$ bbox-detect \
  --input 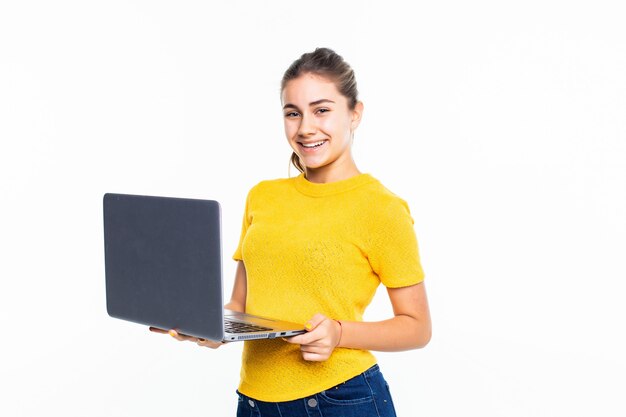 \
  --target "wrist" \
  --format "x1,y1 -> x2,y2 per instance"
334,319 -> 343,348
